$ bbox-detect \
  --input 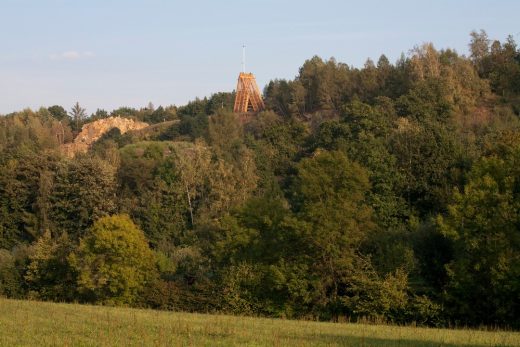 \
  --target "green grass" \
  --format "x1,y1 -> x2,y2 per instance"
0,298 -> 518,346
